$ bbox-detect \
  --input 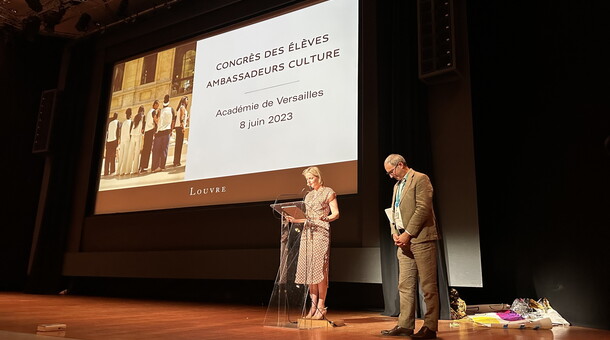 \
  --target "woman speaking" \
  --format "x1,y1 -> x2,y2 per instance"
285,166 -> 339,320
